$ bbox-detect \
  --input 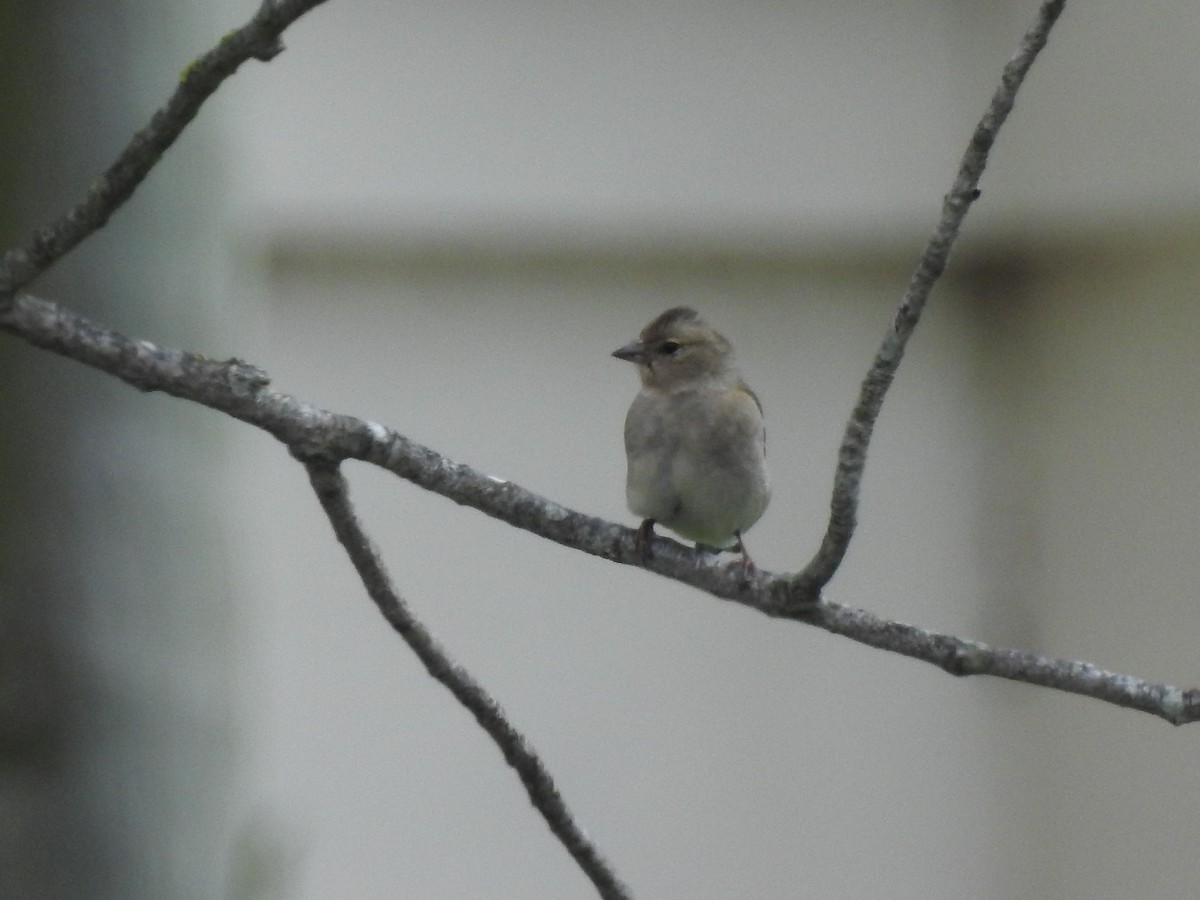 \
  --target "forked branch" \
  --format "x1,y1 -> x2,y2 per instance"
793,0 -> 1068,597
2,1 -> 1196,897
